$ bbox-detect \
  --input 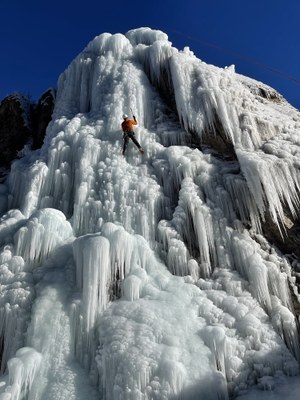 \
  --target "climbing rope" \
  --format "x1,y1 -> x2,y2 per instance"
167,28 -> 300,85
